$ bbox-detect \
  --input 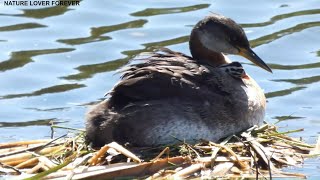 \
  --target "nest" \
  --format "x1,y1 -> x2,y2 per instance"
0,123 -> 319,179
